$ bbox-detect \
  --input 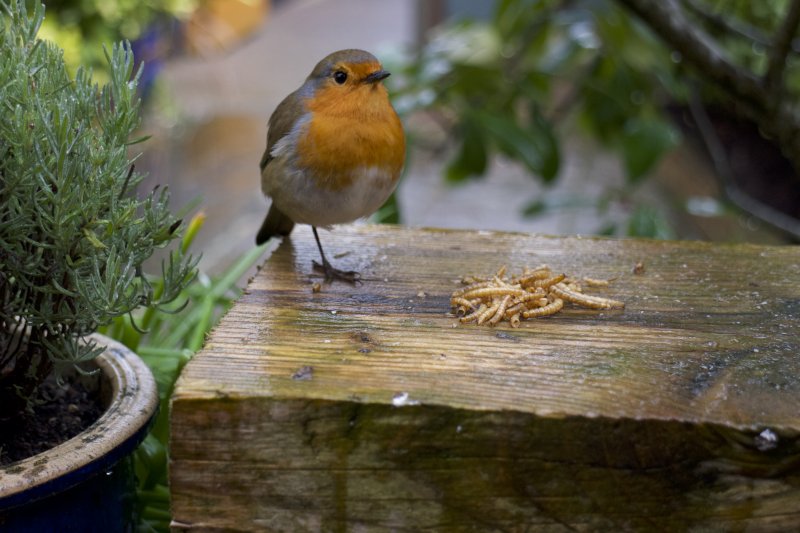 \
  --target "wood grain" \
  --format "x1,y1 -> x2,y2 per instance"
171,225 -> 800,531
